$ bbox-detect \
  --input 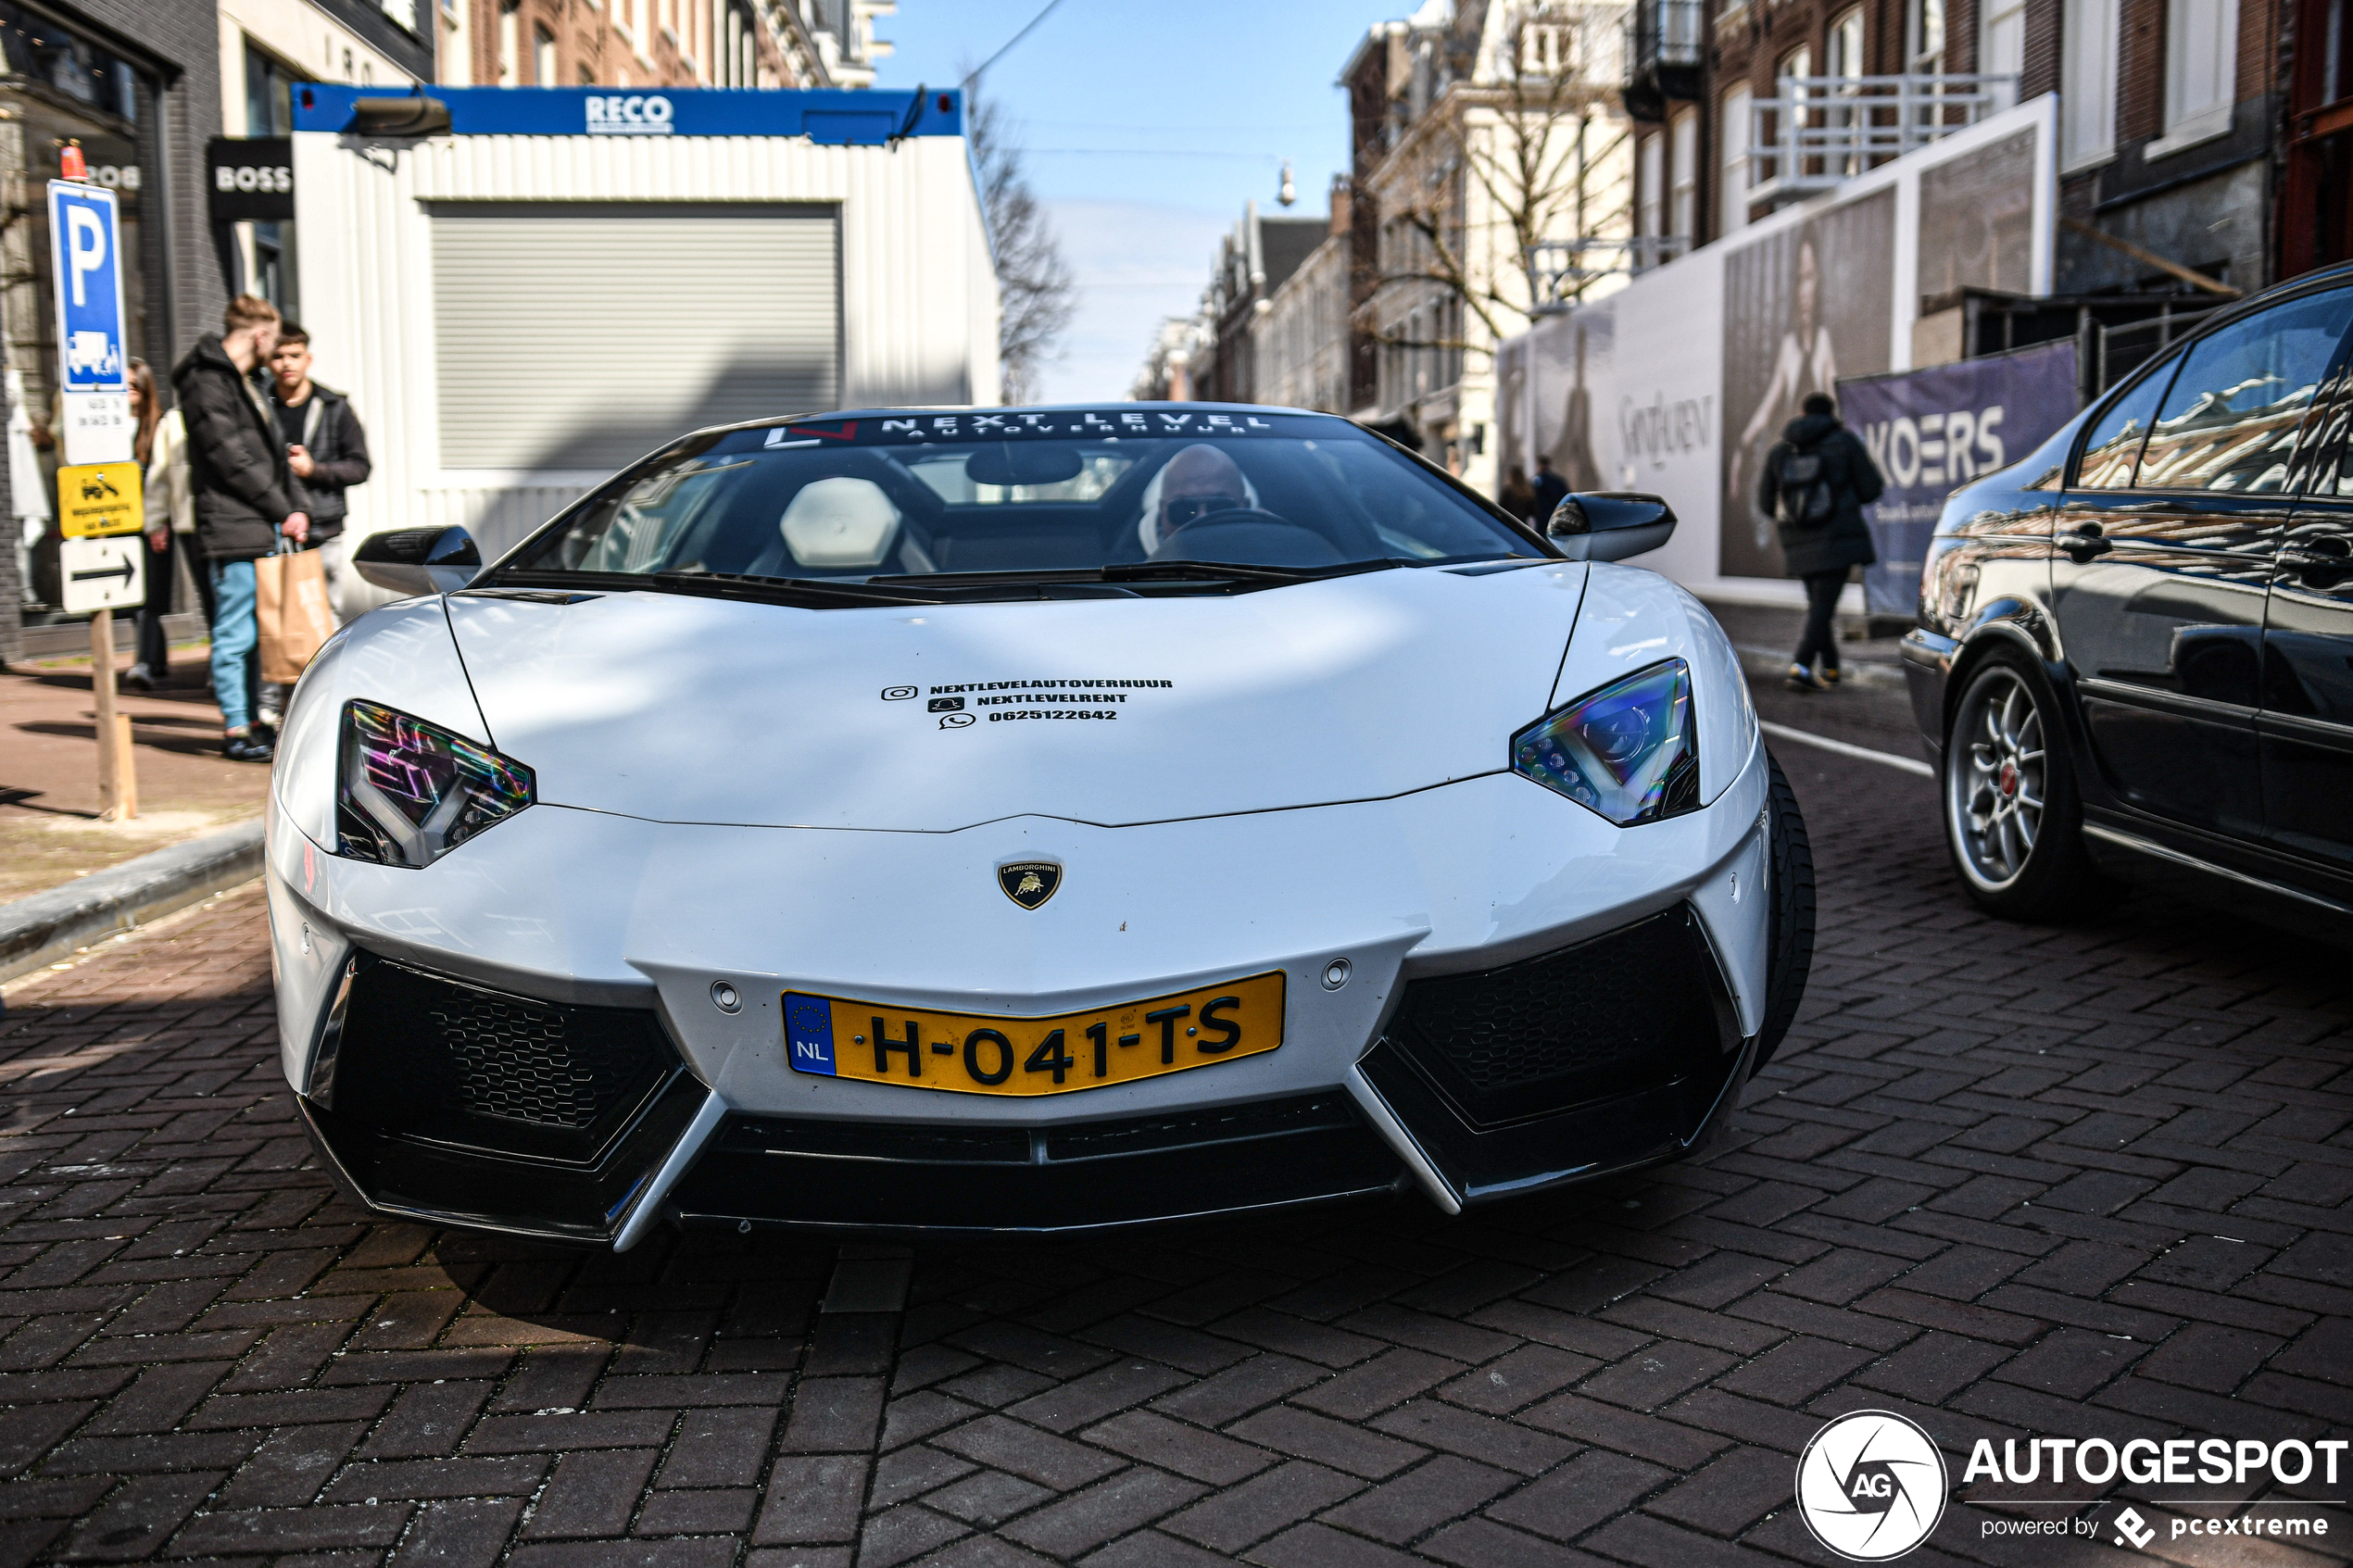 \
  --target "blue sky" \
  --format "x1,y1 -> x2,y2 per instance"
874,1 -> 1403,403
